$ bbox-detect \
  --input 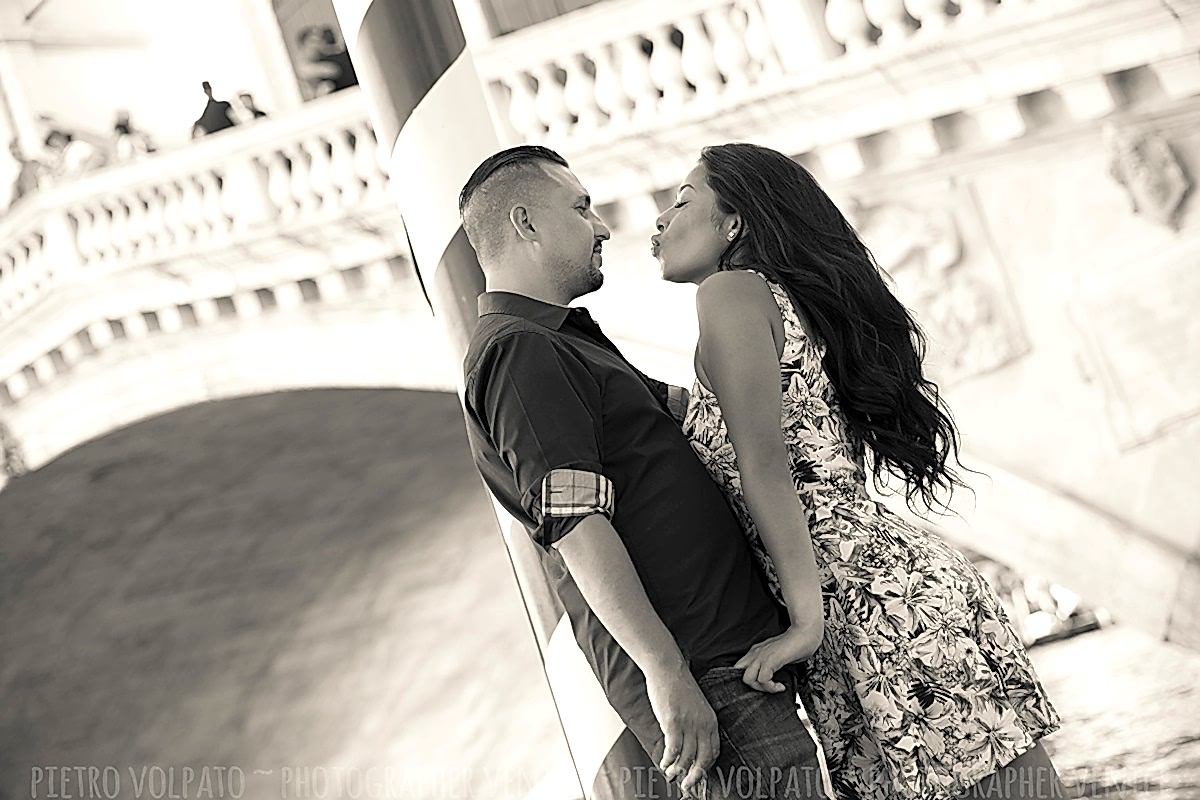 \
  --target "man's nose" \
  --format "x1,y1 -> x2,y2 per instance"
592,216 -> 611,240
